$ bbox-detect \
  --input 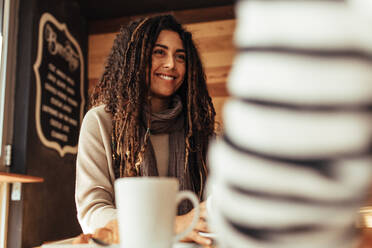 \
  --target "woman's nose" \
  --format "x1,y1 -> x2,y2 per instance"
163,54 -> 175,69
